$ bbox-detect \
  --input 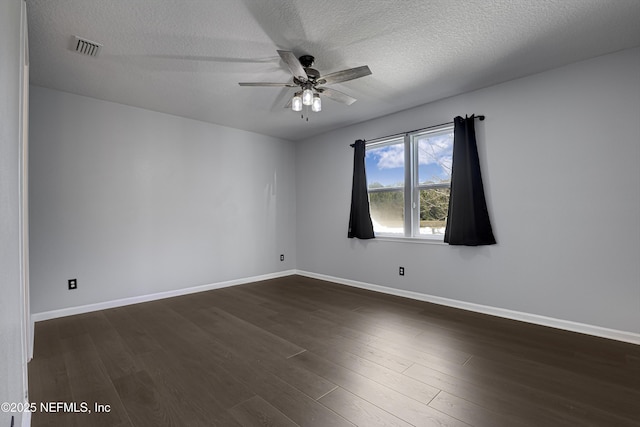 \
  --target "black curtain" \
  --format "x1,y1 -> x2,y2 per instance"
444,115 -> 496,246
348,139 -> 375,239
